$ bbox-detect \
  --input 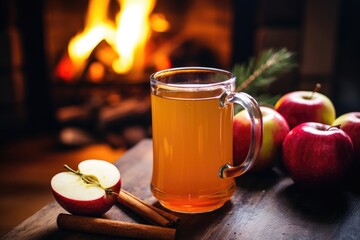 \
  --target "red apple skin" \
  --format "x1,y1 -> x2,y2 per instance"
52,178 -> 121,216
274,91 -> 336,129
282,122 -> 354,188
233,106 -> 290,172
333,112 -> 360,164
